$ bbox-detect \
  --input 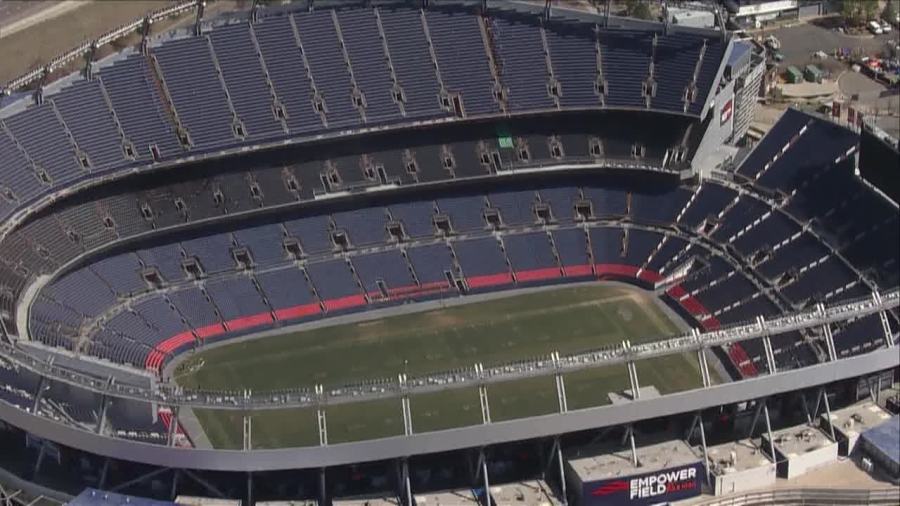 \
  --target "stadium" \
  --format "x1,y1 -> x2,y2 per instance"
0,0 -> 897,505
